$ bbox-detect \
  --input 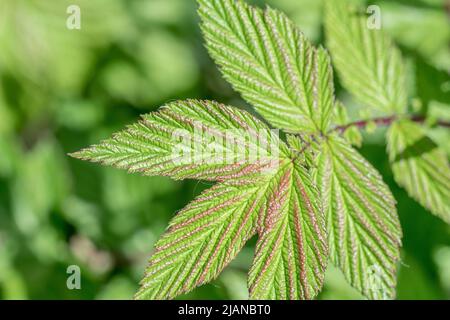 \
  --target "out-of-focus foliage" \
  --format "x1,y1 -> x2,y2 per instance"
0,0 -> 448,300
